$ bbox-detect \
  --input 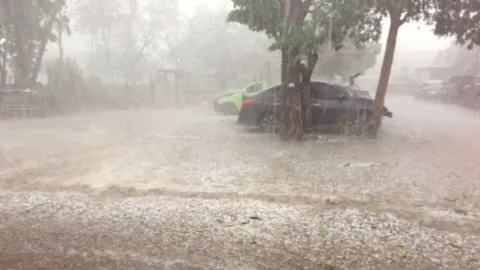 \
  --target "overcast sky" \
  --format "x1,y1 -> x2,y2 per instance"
58,0 -> 453,58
